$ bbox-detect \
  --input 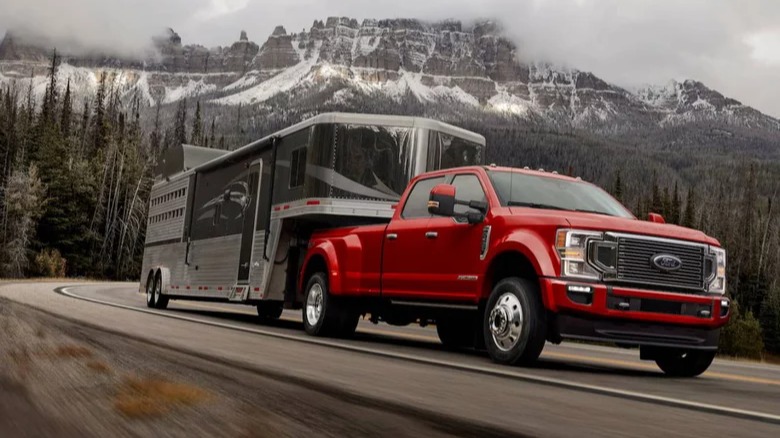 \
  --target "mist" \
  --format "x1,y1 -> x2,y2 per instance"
1,0 -> 778,117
